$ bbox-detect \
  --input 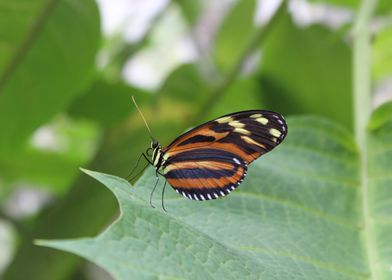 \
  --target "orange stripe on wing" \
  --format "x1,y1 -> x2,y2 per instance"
163,161 -> 234,174
166,141 -> 257,163
167,166 -> 245,189
162,130 -> 229,153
